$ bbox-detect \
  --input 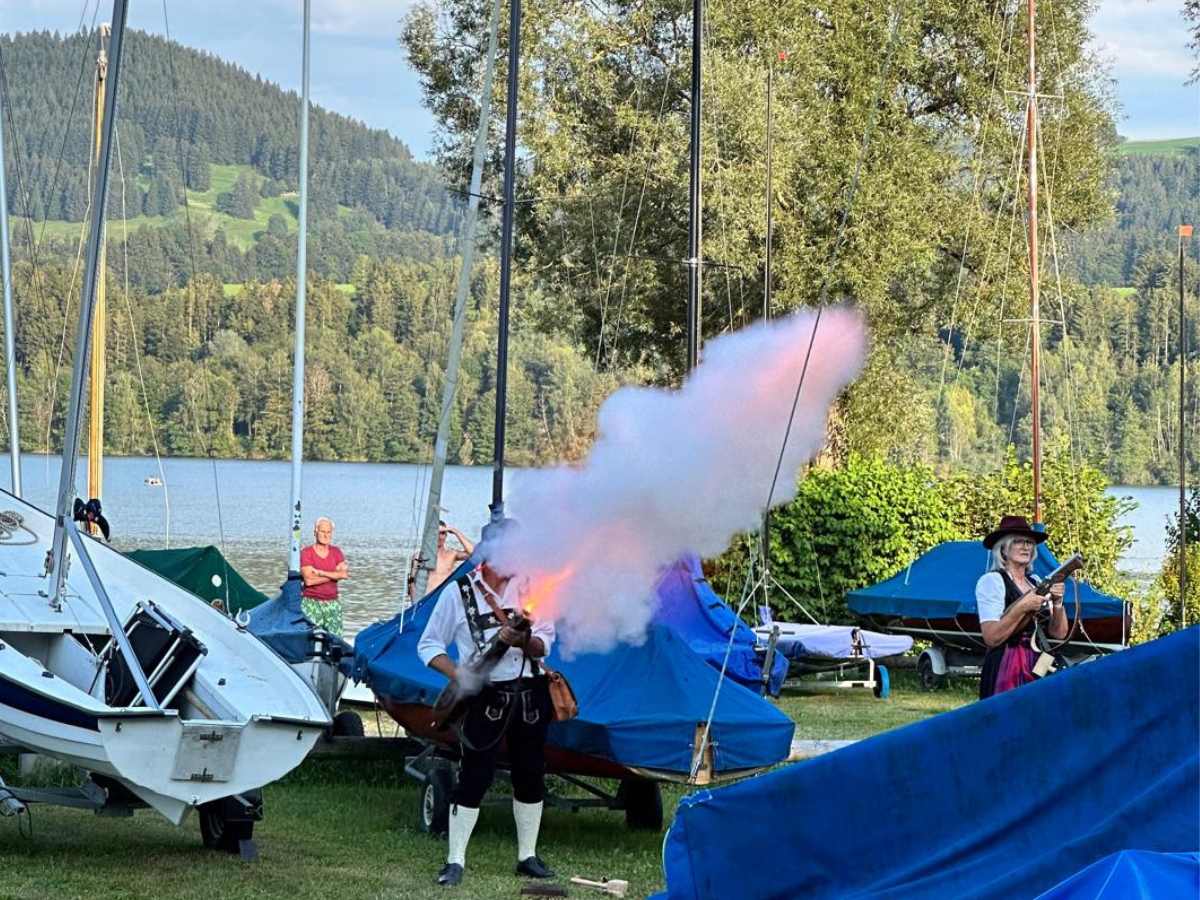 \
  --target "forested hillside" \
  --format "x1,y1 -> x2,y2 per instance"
5,257 -> 615,466
0,13 -> 1193,487
1067,140 -> 1199,286
0,28 -> 462,283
